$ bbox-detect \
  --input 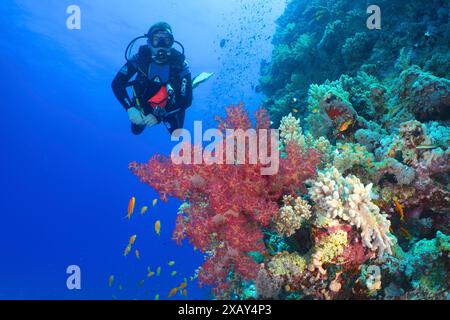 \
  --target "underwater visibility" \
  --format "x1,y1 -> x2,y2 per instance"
1,0 -> 449,303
